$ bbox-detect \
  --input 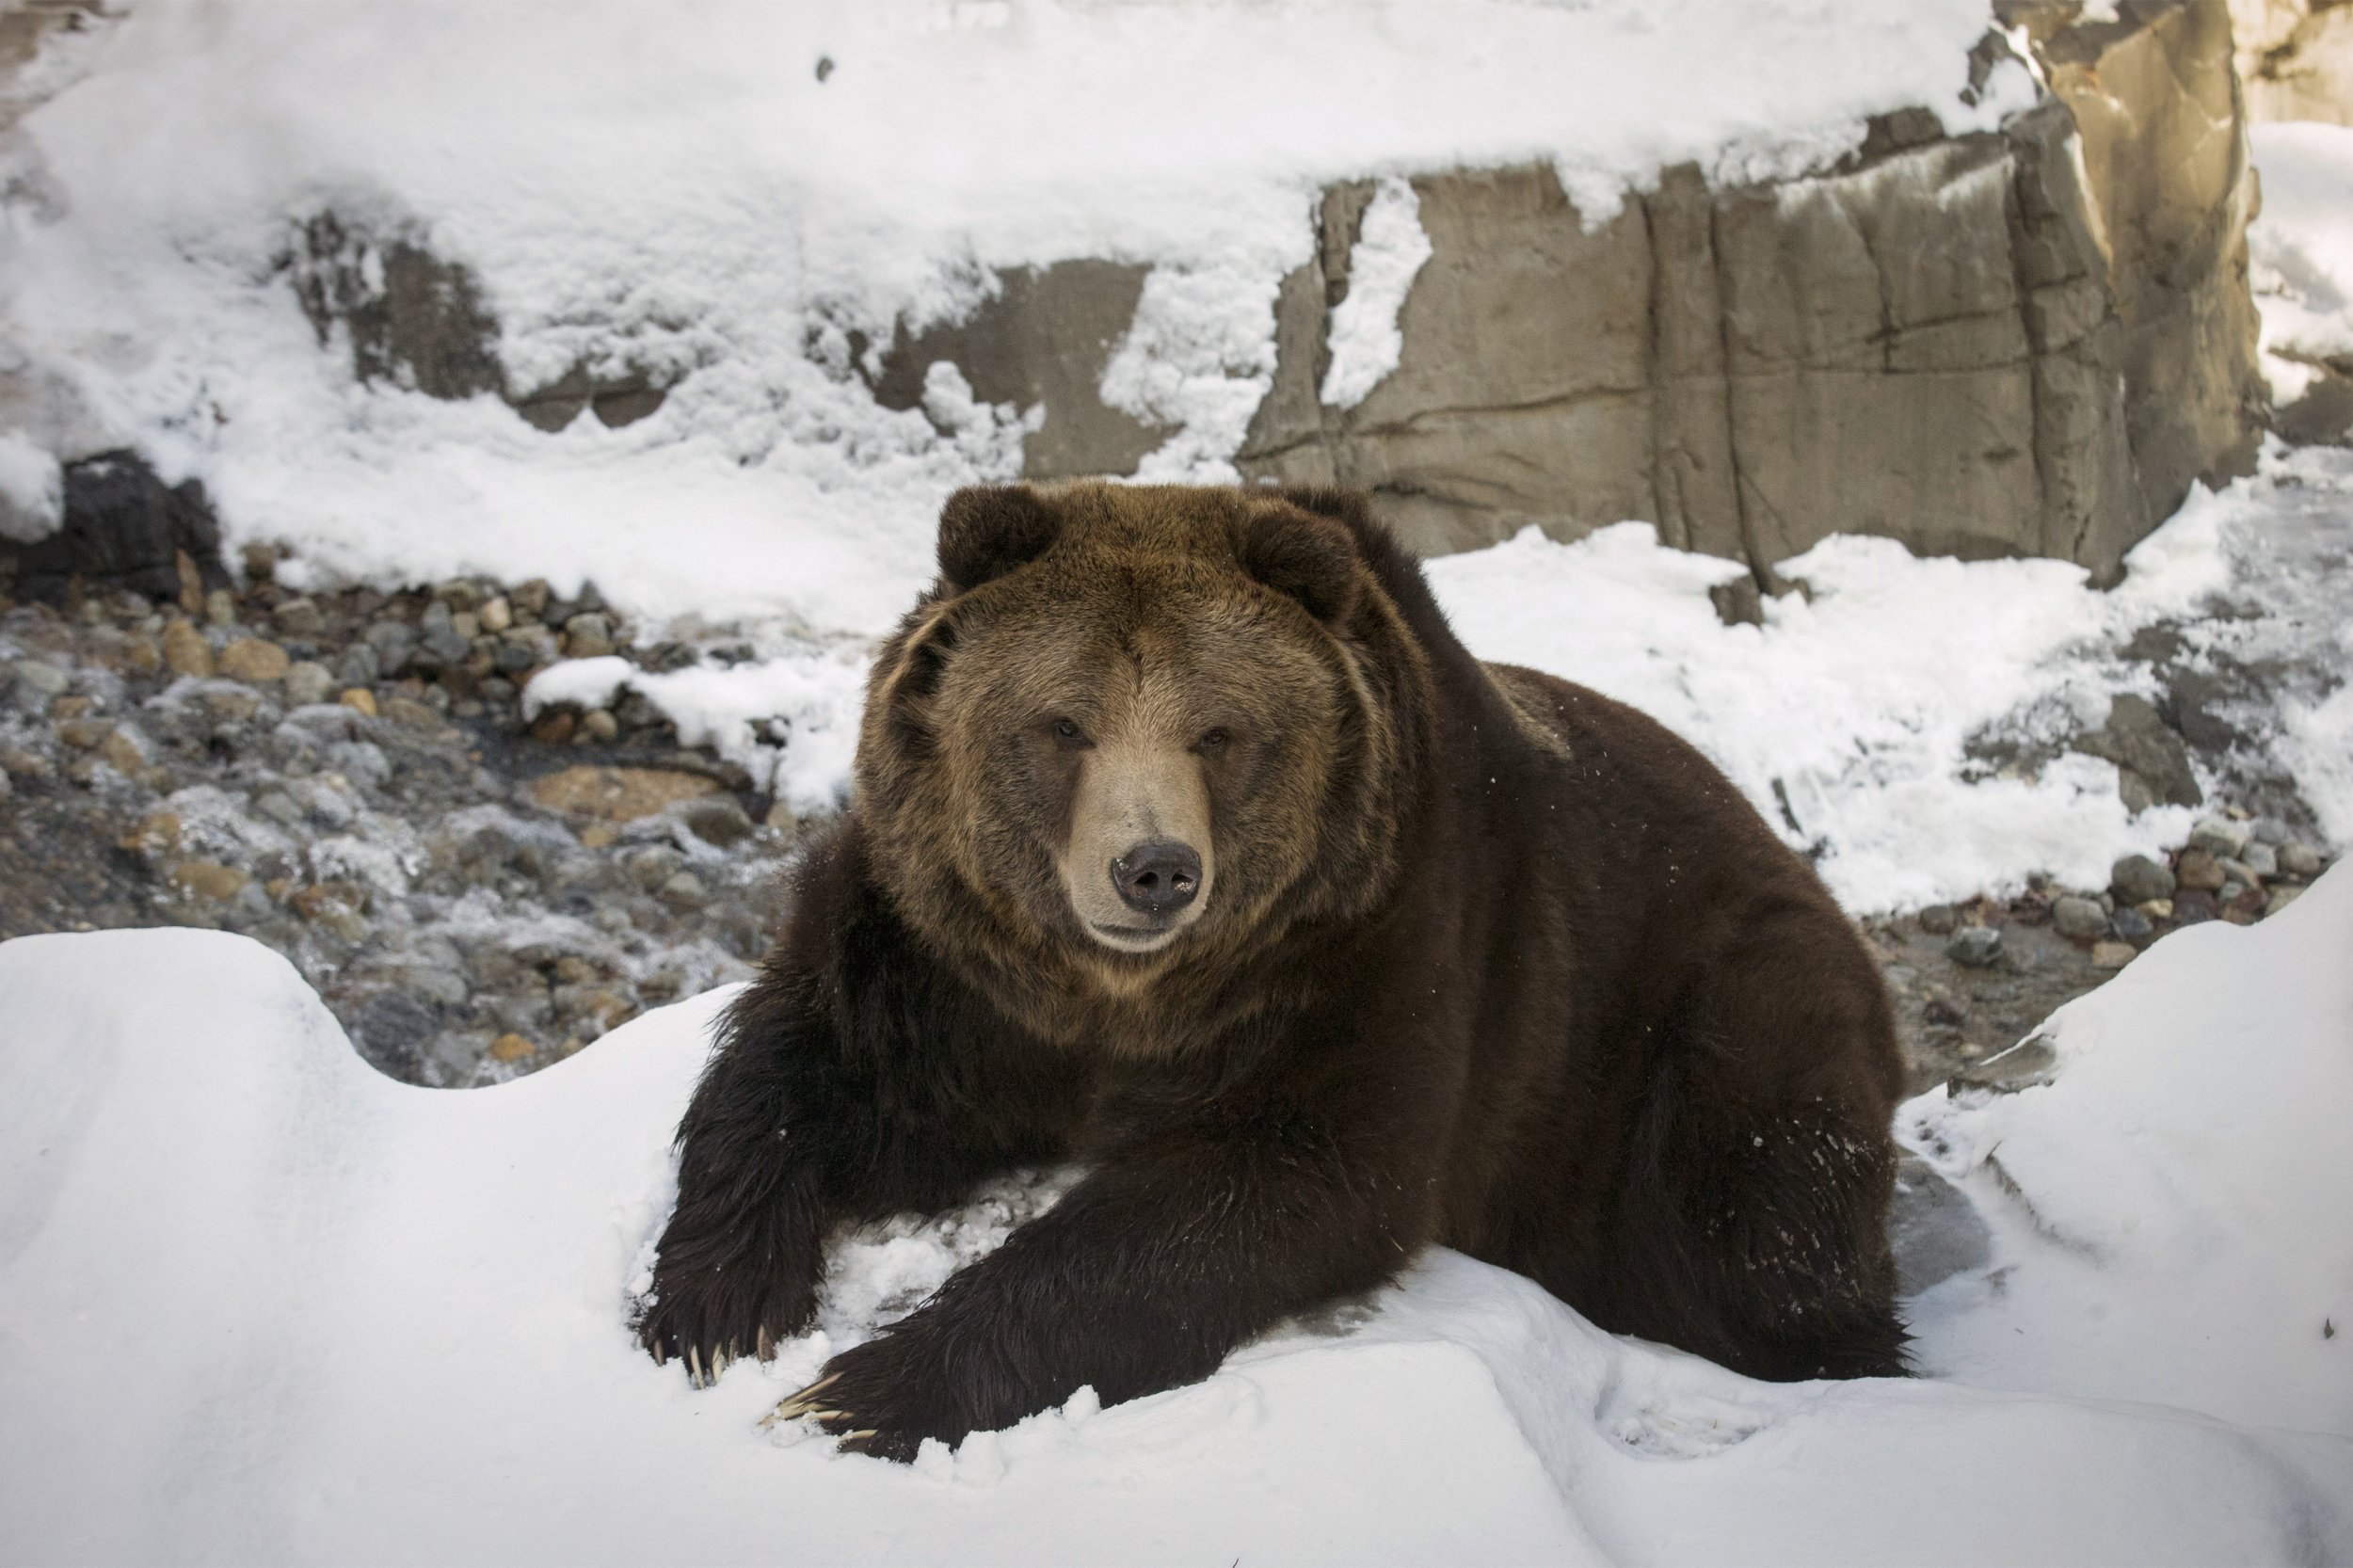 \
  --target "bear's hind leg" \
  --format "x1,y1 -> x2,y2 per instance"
1609,925 -> 1910,1383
